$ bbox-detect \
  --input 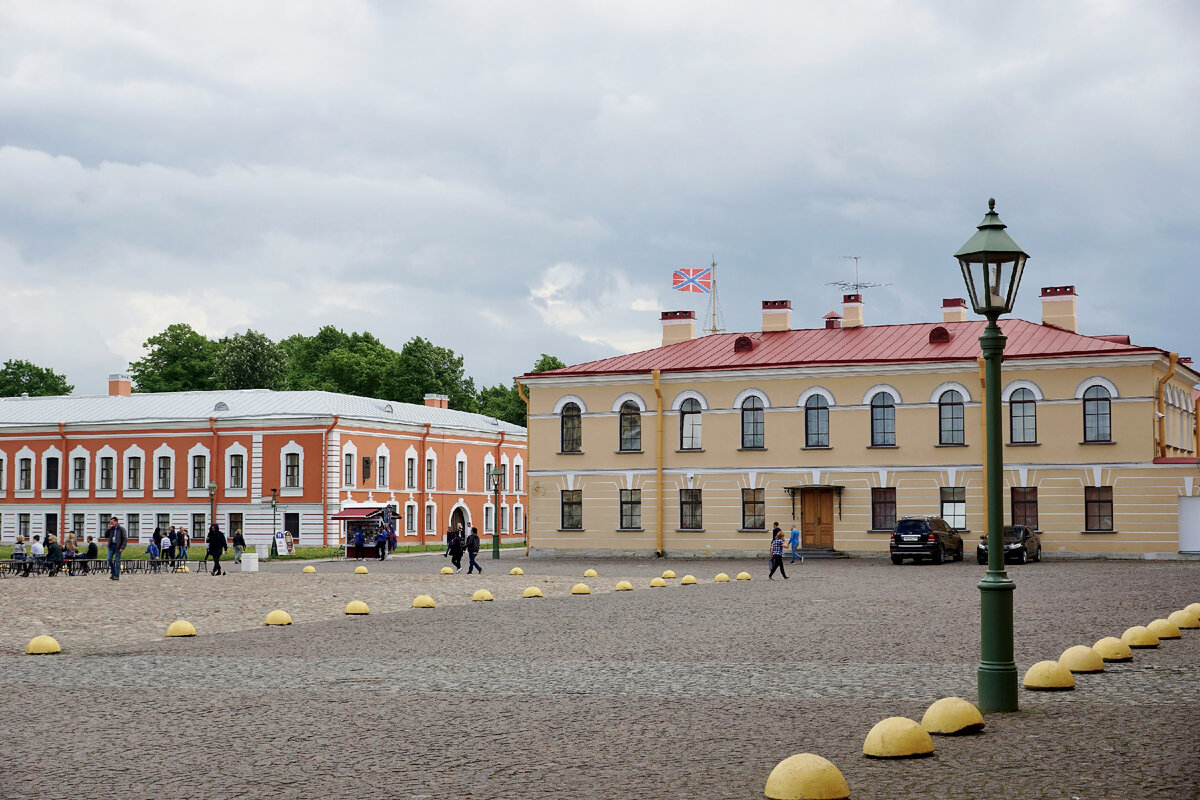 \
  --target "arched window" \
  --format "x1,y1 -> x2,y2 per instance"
679,398 -> 702,450
618,401 -> 642,452
805,395 -> 829,447
1083,386 -> 1111,442
871,393 -> 895,446
741,396 -> 765,449
938,390 -> 965,445
1009,388 -> 1037,444
560,403 -> 582,453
